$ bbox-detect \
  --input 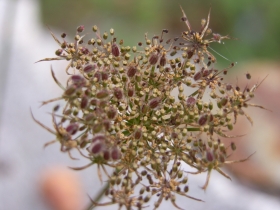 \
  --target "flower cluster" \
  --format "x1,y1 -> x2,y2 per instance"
34,7 -> 267,210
